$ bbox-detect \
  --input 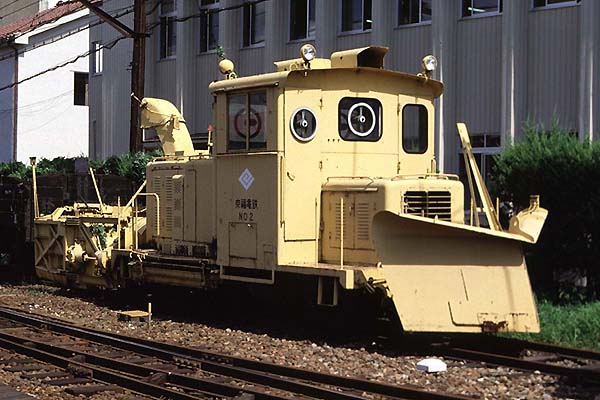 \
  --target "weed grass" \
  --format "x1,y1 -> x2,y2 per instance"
504,300 -> 600,351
